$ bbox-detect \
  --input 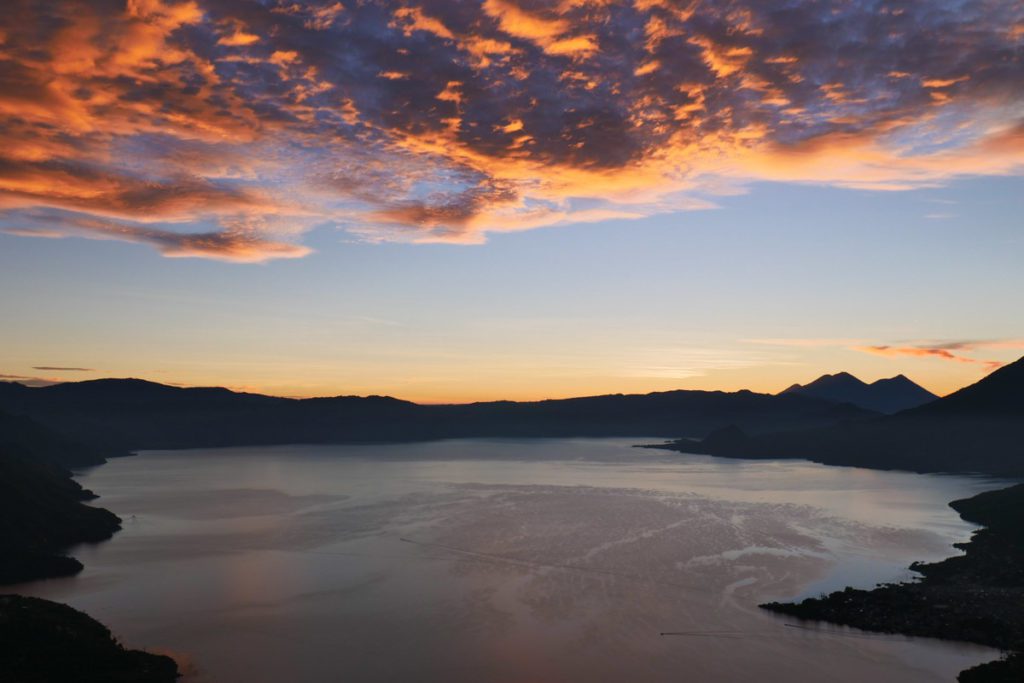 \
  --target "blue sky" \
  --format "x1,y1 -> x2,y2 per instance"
1,0 -> 1022,400
3,175 -> 1021,401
